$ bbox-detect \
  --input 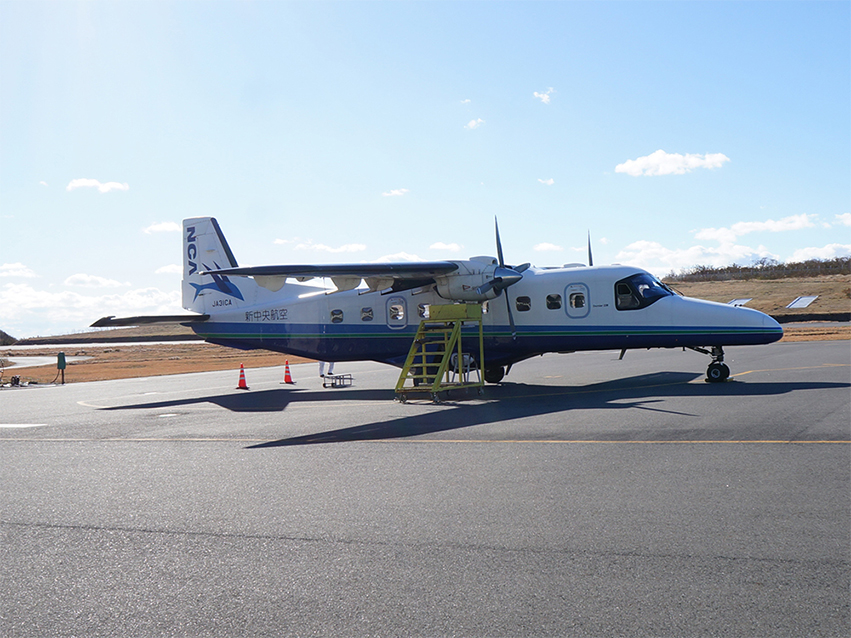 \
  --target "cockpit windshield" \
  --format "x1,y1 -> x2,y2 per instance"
614,273 -> 673,310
